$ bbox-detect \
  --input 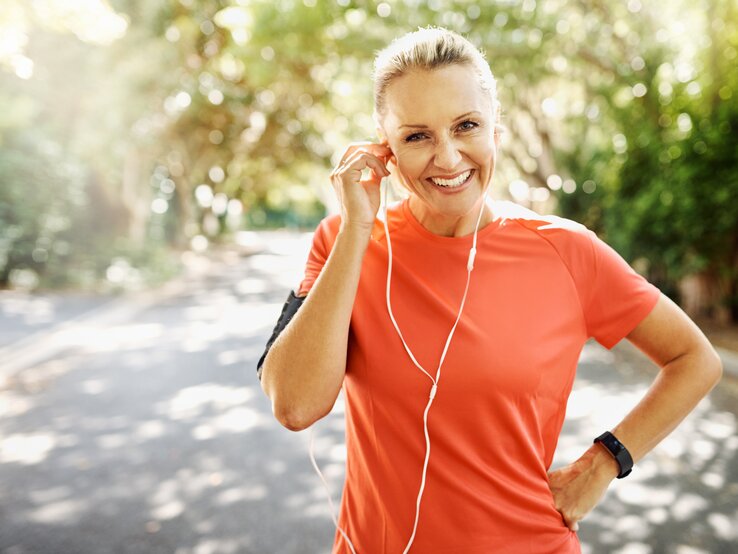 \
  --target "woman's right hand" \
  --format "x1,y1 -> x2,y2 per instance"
330,142 -> 393,233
